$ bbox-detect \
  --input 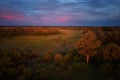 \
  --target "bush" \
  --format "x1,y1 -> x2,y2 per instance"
34,68 -> 48,80
98,63 -> 113,75
44,50 -> 54,63
63,53 -> 72,63
54,53 -> 63,65
23,68 -> 32,79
